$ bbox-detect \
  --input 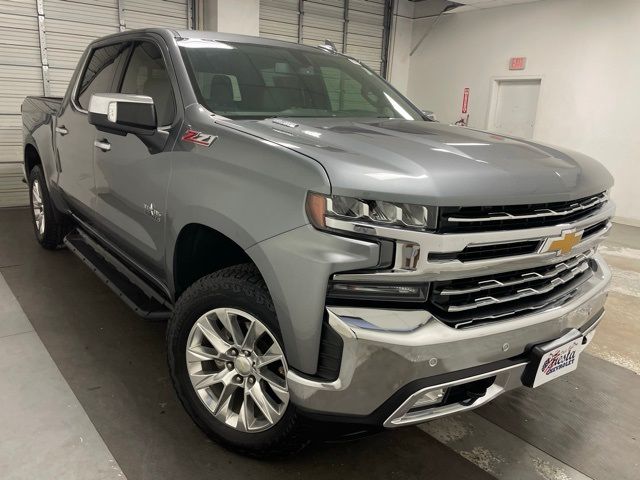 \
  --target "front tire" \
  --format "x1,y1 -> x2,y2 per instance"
28,165 -> 65,249
167,264 -> 310,457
